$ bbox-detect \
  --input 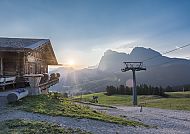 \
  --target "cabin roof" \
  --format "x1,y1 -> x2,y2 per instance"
0,37 -> 49,49
0,37 -> 58,65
